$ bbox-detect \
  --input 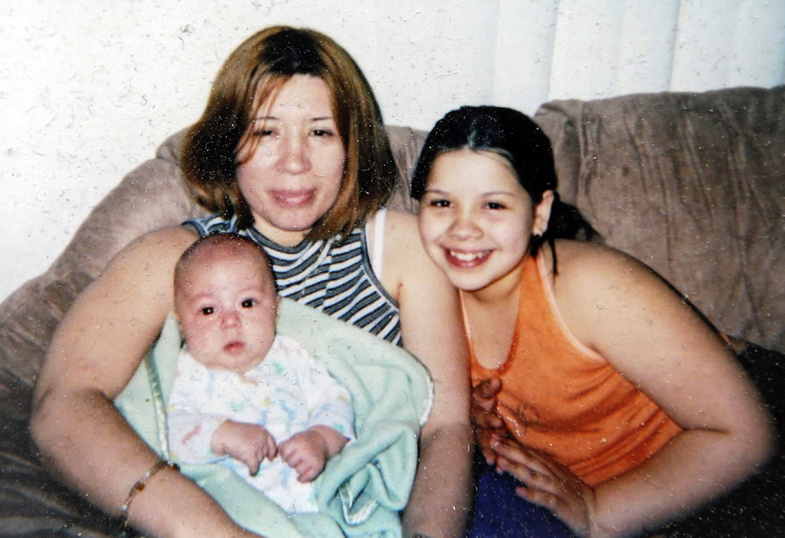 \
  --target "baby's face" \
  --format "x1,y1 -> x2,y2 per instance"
175,250 -> 277,372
